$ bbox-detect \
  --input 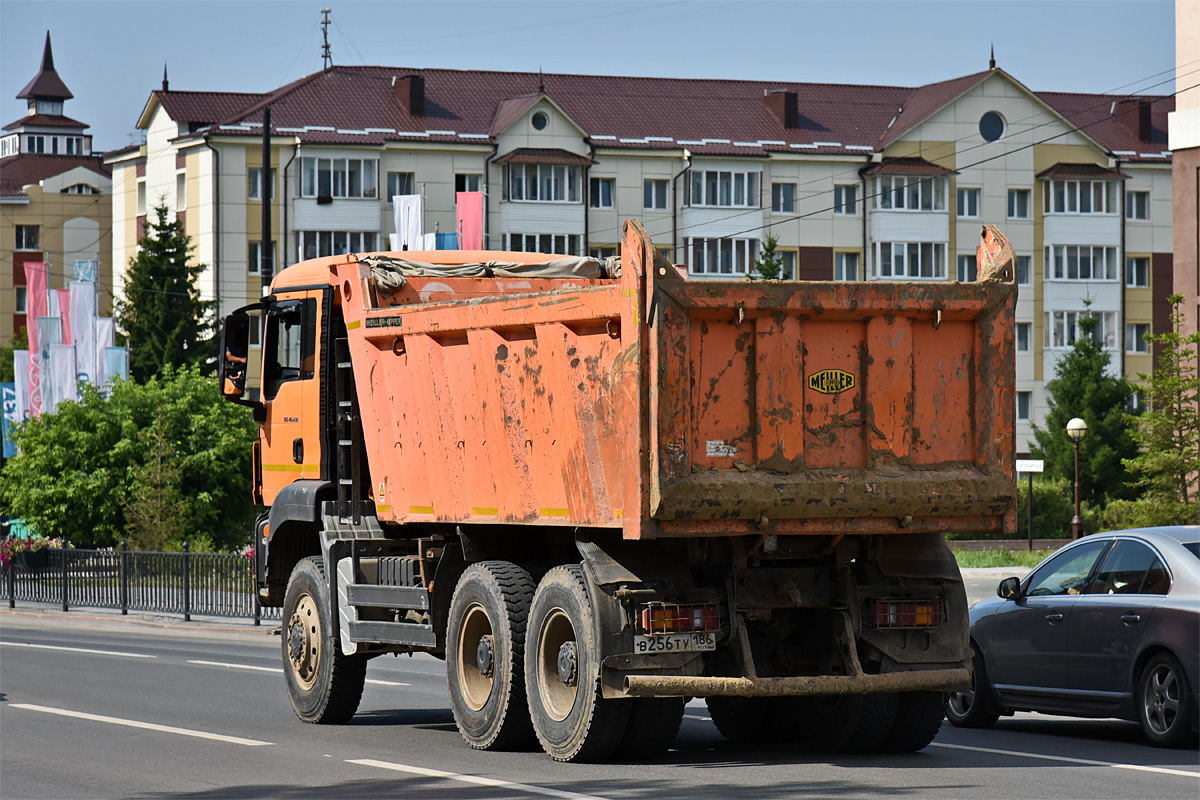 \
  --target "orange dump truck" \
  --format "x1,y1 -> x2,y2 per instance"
219,220 -> 1017,762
